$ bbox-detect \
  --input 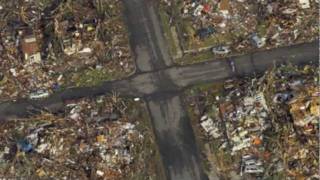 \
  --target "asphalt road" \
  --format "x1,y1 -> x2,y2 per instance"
0,0 -> 318,180
2,41 -> 317,116
147,95 -> 207,180
167,41 -> 318,88
123,0 -> 173,72
123,1 -> 207,179
0,42 -> 317,180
